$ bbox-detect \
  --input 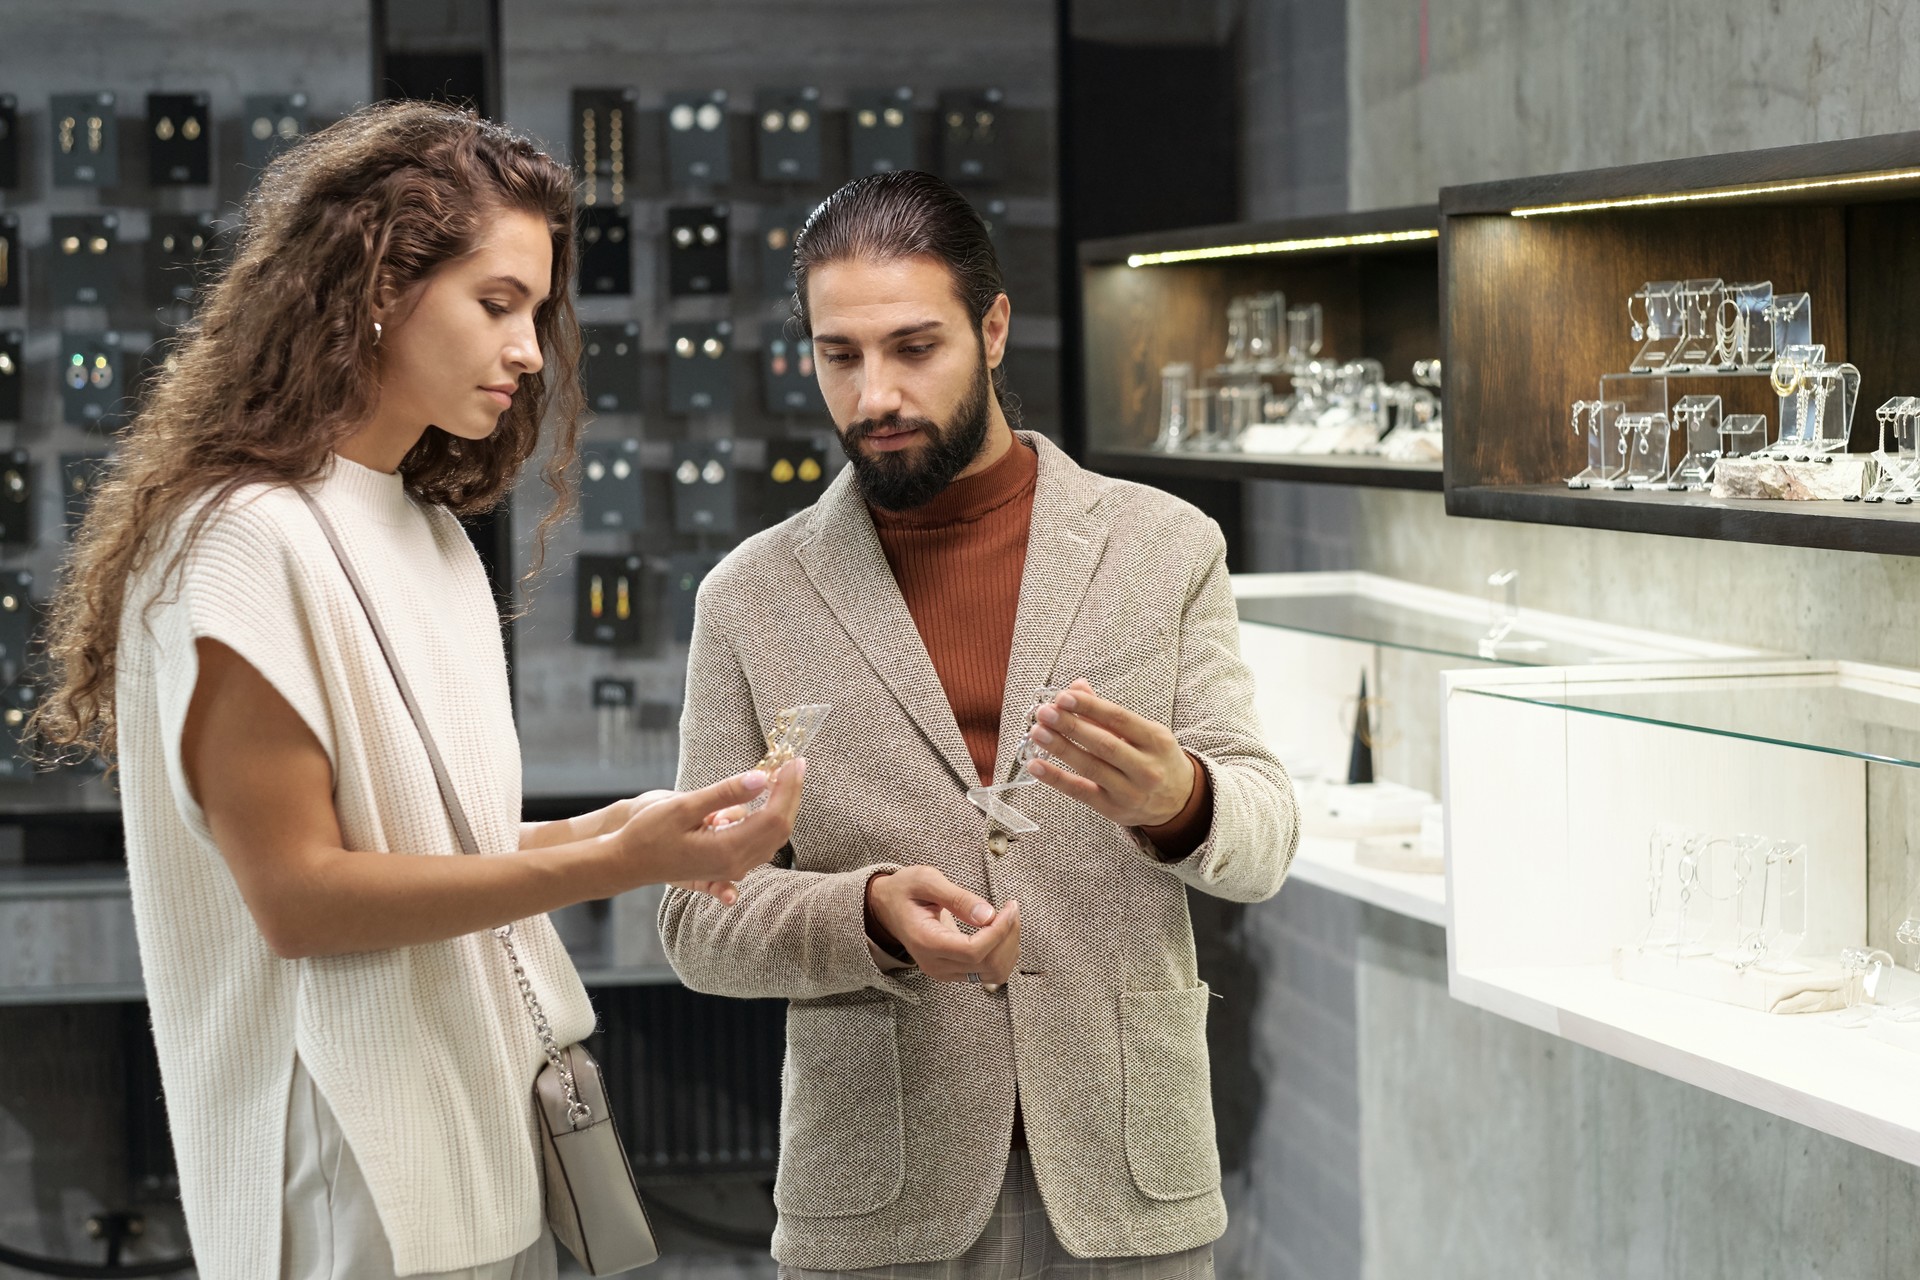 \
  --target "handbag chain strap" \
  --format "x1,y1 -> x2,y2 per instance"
296,487 -> 591,1127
